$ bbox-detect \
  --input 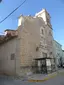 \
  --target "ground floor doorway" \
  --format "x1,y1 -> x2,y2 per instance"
34,58 -> 55,74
